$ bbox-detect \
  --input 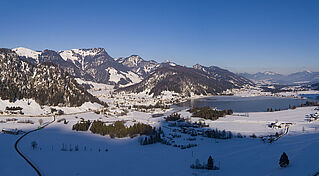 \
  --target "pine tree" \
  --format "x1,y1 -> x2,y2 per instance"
279,152 -> 289,167
31,141 -> 38,150
207,155 -> 214,170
